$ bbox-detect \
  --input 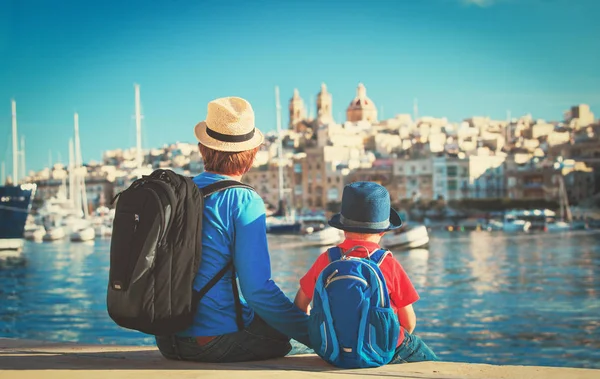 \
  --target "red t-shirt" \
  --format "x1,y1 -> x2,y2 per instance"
299,239 -> 419,344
